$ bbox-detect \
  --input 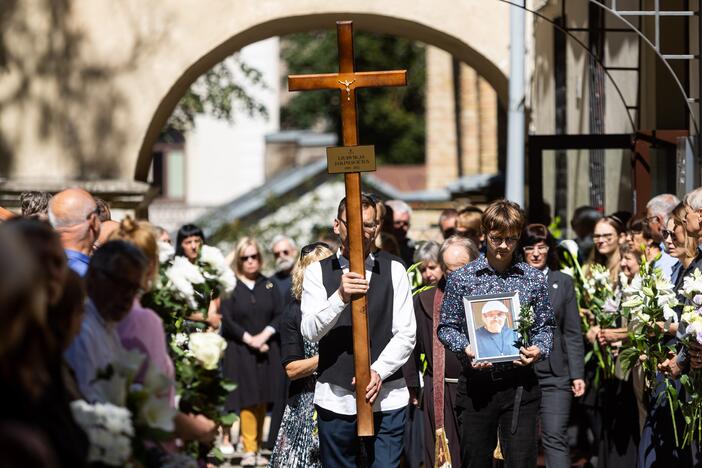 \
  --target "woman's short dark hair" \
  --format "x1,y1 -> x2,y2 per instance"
175,224 -> 205,257
521,223 -> 559,270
